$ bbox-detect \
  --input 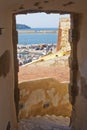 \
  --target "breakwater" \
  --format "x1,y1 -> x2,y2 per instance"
17,29 -> 58,34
